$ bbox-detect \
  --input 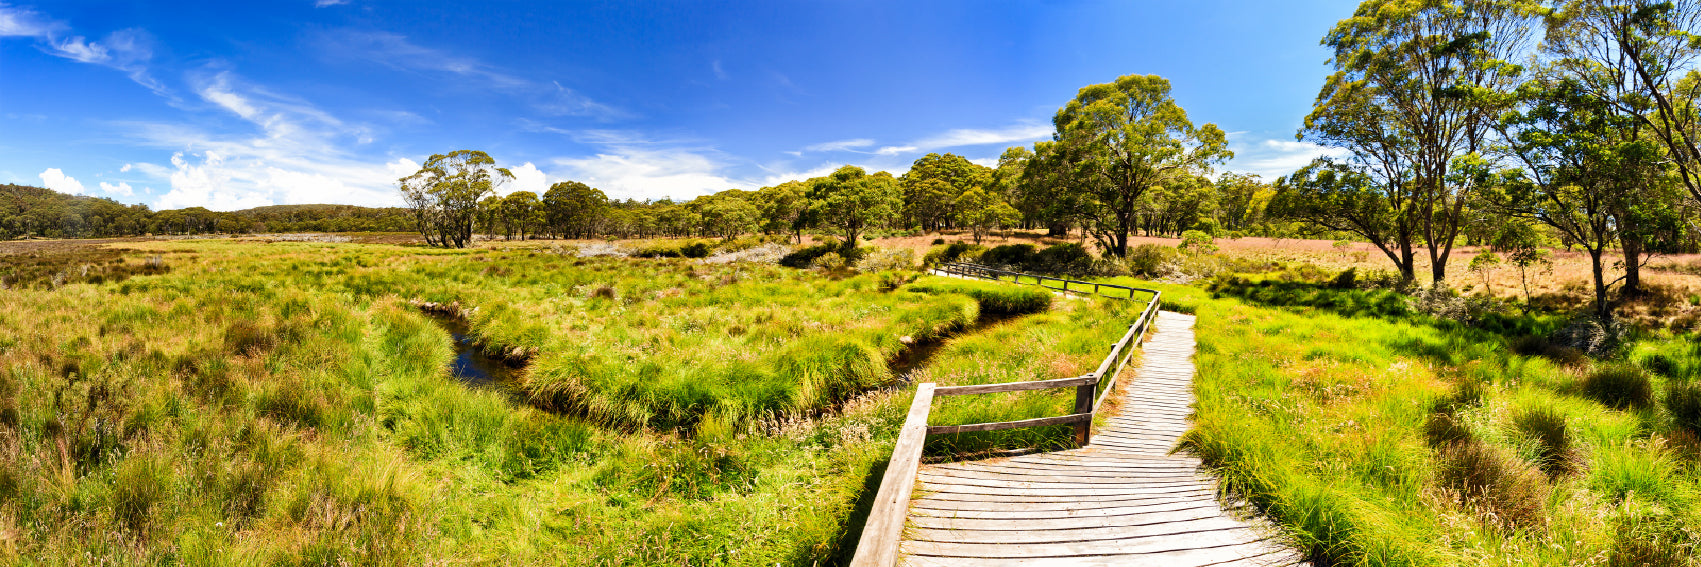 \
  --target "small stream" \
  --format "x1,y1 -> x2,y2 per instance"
424,312 -> 522,388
